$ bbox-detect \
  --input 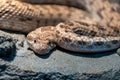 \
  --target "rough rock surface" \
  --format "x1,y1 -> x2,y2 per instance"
0,29 -> 120,80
